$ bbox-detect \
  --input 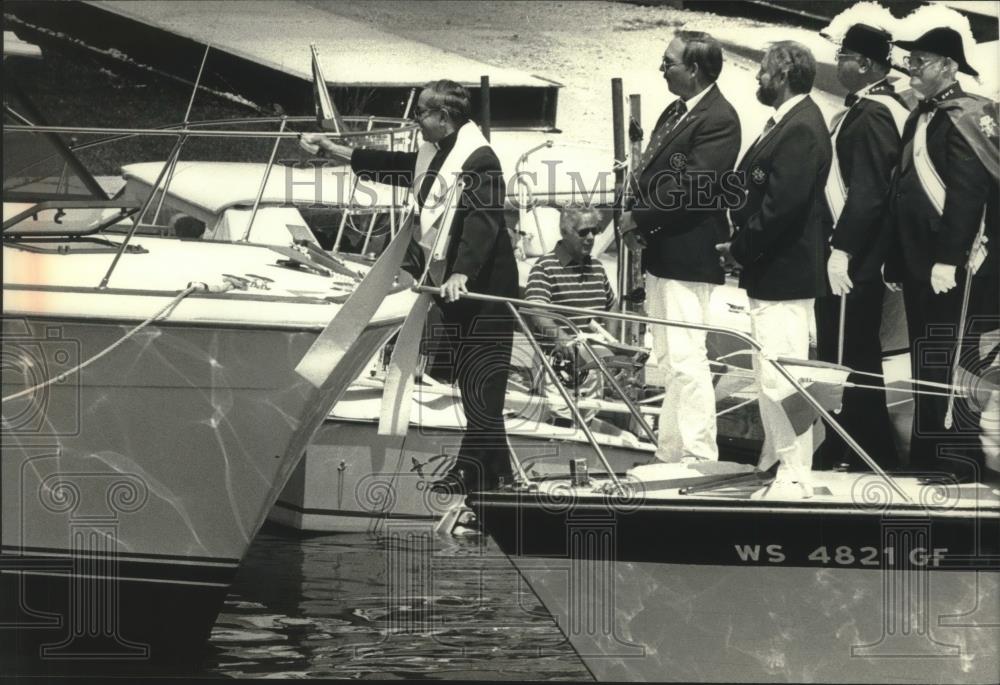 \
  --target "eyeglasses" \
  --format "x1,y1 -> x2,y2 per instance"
903,55 -> 942,72
575,227 -> 601,238
834,49 -> 862,62
660,58 -> 684,71
411,107 -> 440,120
